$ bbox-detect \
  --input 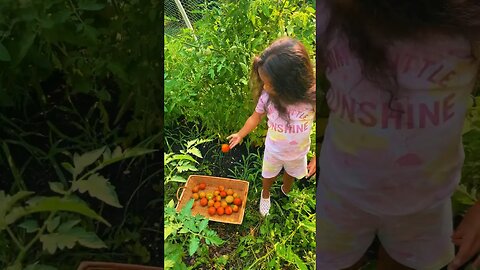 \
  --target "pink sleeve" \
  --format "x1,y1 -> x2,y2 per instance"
255,91 -> 269,113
